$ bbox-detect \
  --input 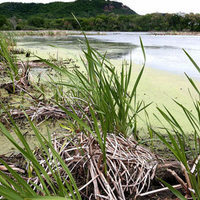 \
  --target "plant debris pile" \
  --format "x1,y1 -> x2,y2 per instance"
32,133 -> 158,199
